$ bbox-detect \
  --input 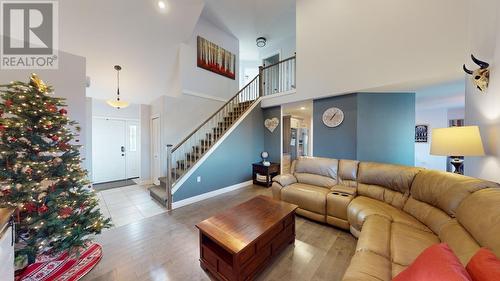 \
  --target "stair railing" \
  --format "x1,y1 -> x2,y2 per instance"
163,55 -> 296,210
261,55 -> 296,96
